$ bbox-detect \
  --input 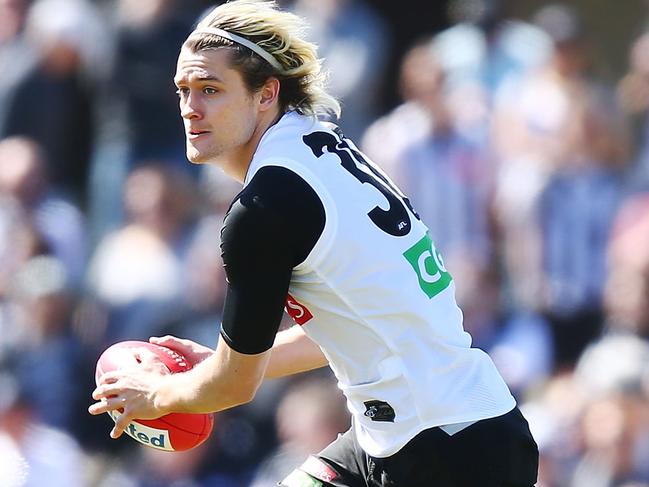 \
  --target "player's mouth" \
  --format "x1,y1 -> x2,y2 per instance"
188,130 -> 210,139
